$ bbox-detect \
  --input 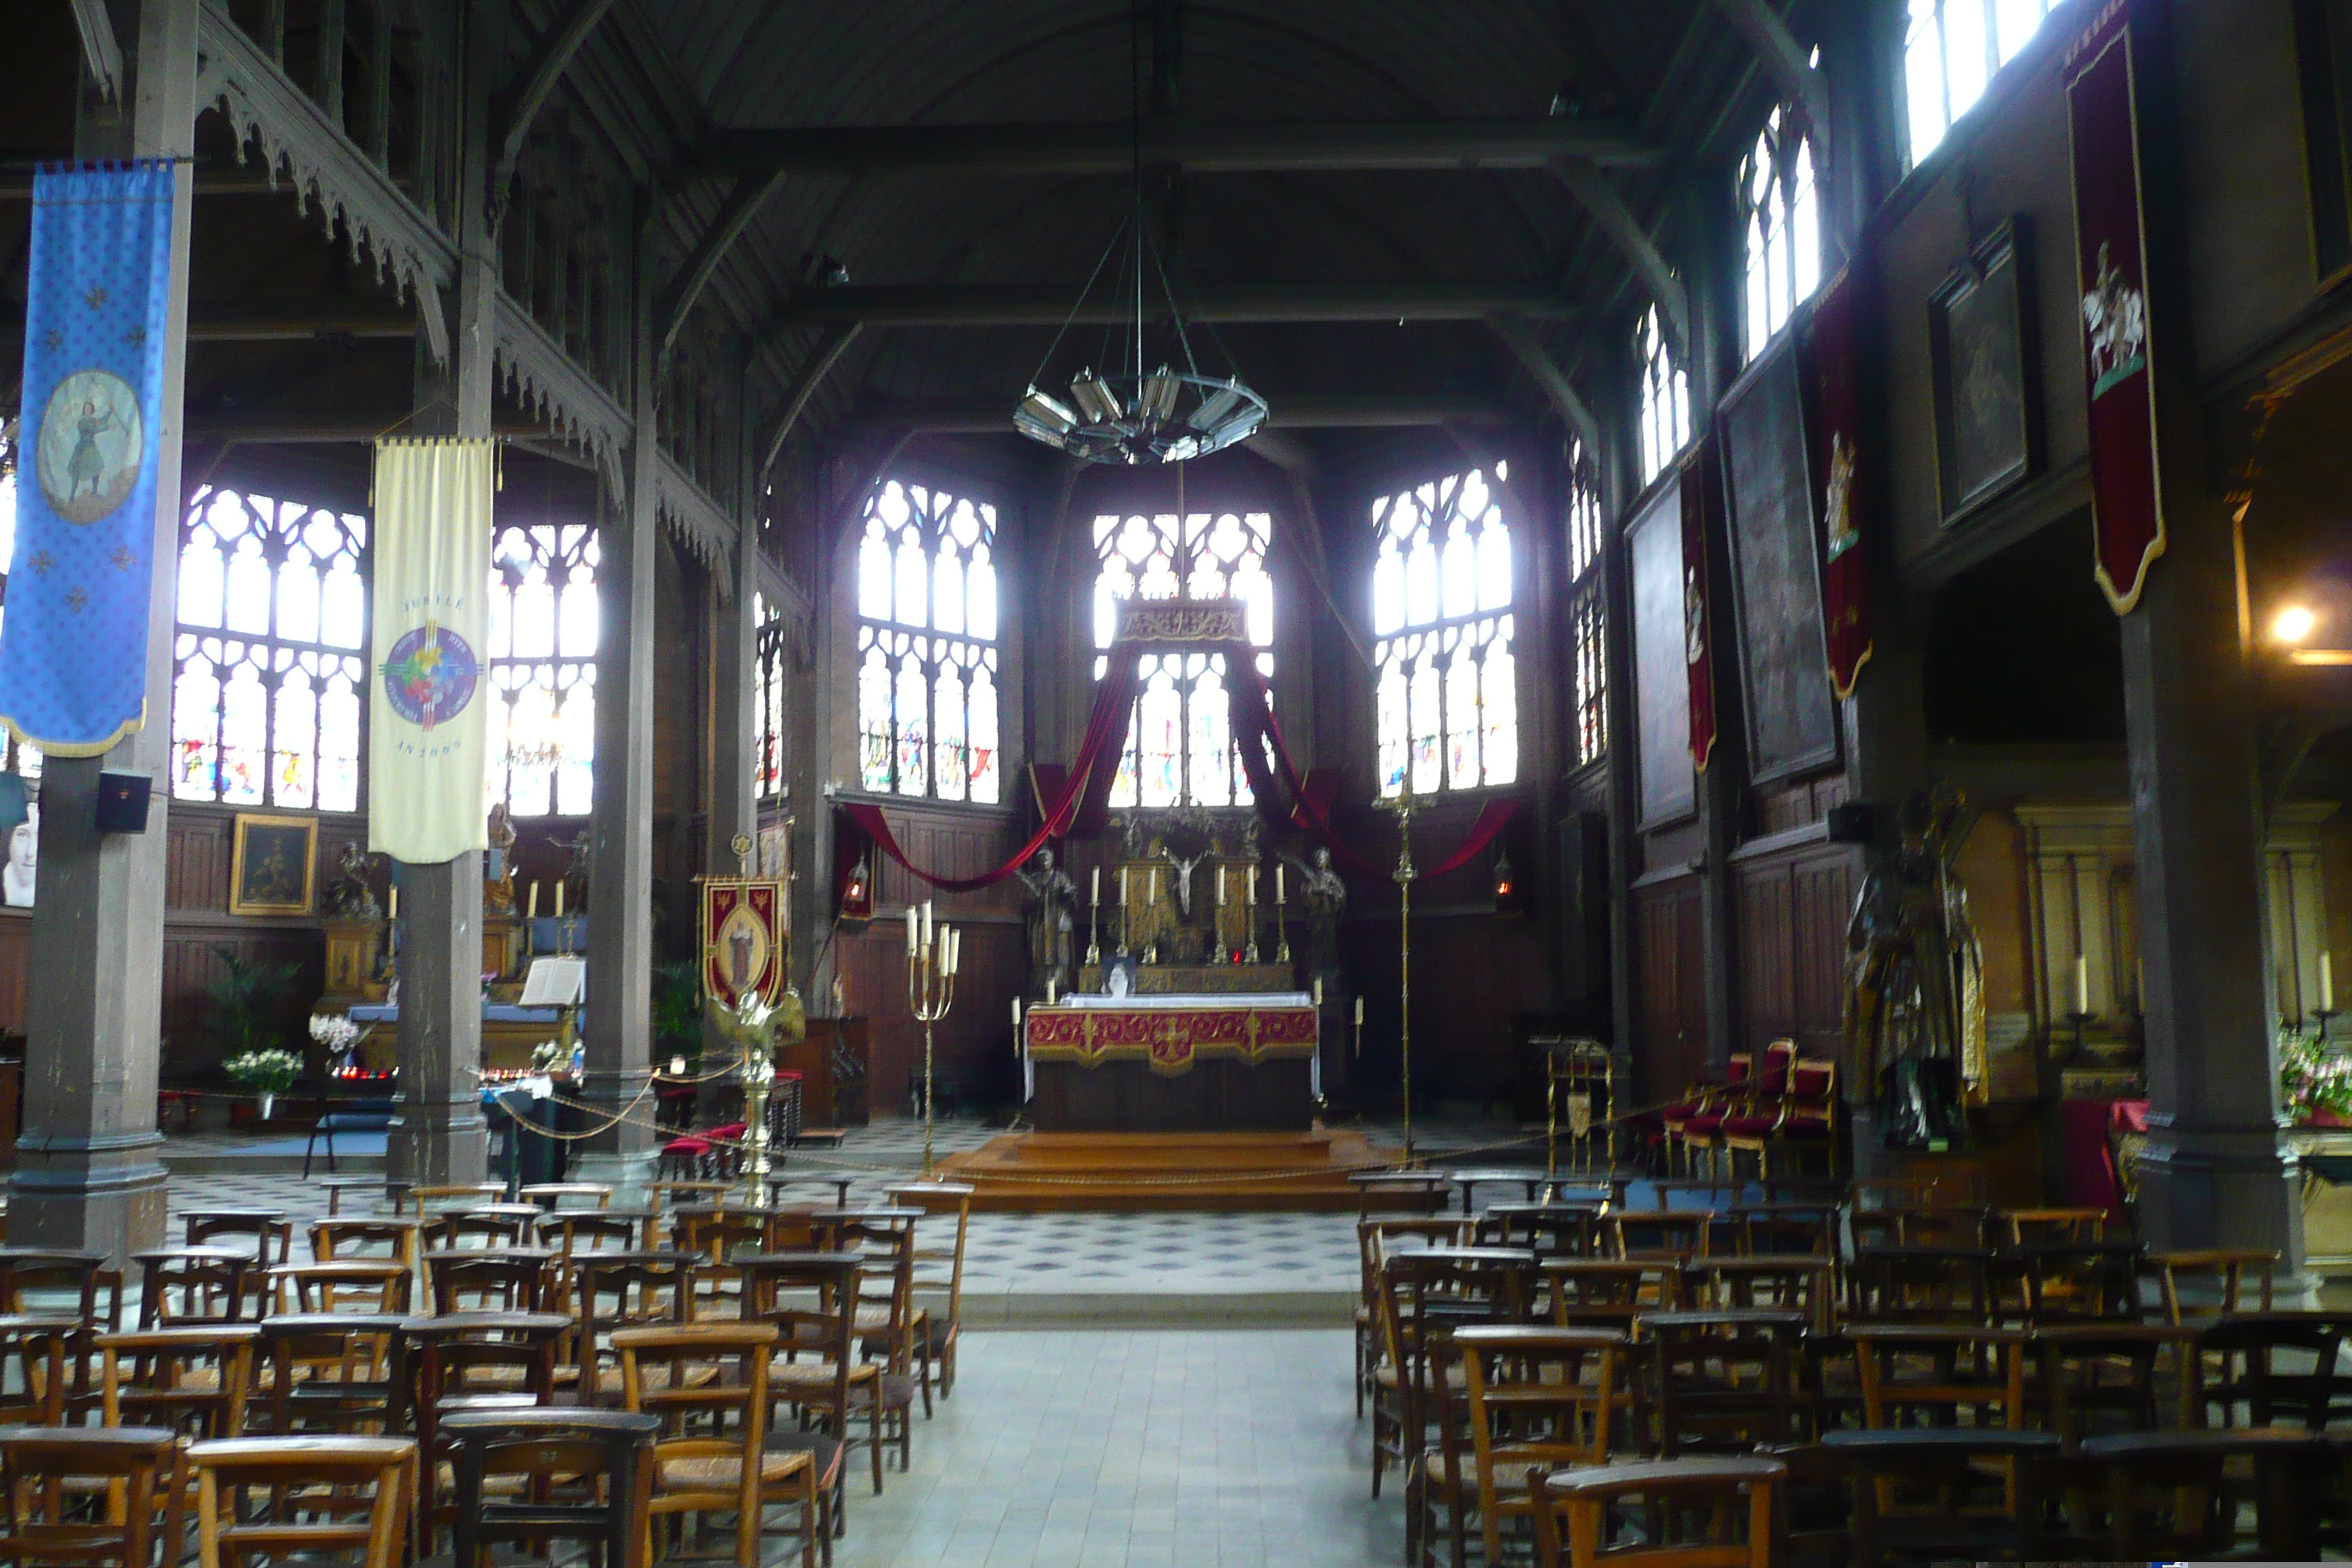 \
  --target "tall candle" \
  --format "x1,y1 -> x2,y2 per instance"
1014,997 -> 1023,1028
2073,952 -> 2089,1015
922,900 -> 934,954
1218,867 -> 1227,906
949,927 -> 962,975
1091,866 -> 1101,904
1150,868 -> 1160,904
554,881 -> 563,919
2324,951 -> 2337,1013
1248,865 -> 1259,905
1120,867 -> 1129,904
1276,864 -> 1285,903
388,885 -> 398,920
905,906 -> 919,955
527,881 -> 538,919
1355,995 -> 1365,1025
1313,976 -> 1324,1006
